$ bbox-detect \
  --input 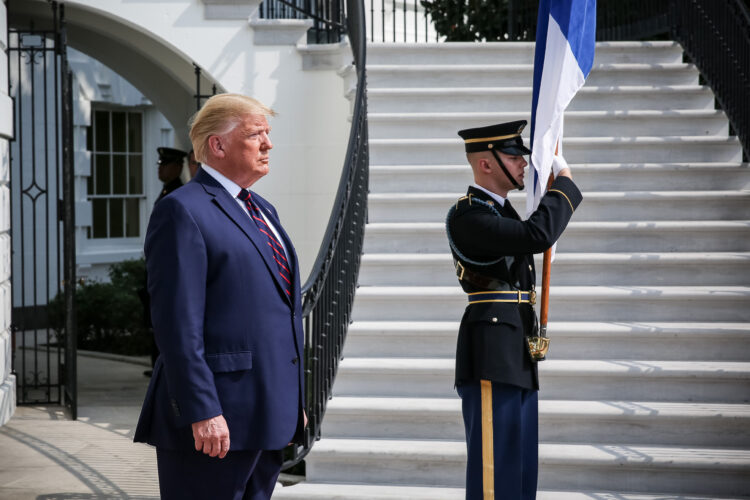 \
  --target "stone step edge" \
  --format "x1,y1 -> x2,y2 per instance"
338,358 -> 750,378
349,320 -> 750,338
370,162 -> 747,170
354,285 -> 750,298
368,62 -> 695,71
368,84 -> 710,95
366,220 -> 750,230
367,41 -> 681,50
370,135 -> 740,145
368,191 -> 750,201
362,251 -> 750,263
369,109 -> 724,119
273,482 -> 745,500
326,396 -> 750,420
308,439 -> 750,471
